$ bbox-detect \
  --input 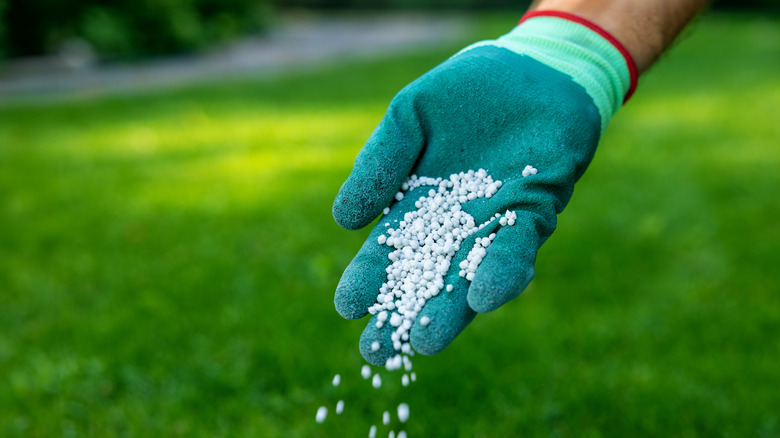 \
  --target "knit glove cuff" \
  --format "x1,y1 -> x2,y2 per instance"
458,11 -> 638,135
